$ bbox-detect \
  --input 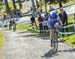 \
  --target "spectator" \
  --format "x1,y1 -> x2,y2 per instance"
12,18 -> 16,31
59,8 -> 69,37
10,13 -> 14,18
9,18 -> 13,30
42,14 -> 49,34
38,15 -> 43,34
9,18 -> 16,31
31,15 -> 37,29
